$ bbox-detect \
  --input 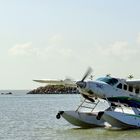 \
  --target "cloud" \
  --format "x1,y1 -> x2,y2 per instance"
8,41 -> 73,60
8,34 -> 66,57
96,41 -> 138,60
8,33 -> 140,64
8,42 -> 38,56
7,35 -> 140,81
